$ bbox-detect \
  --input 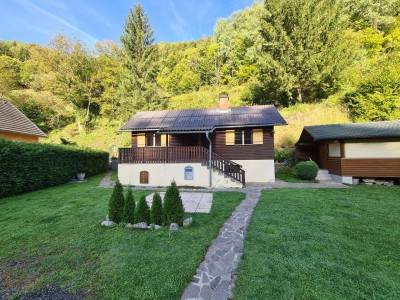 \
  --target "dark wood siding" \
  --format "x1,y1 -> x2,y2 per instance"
319,142 -> 328,169
212,128 -> 274,160
327,158 -> 342,175
341,158 -> 400,177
